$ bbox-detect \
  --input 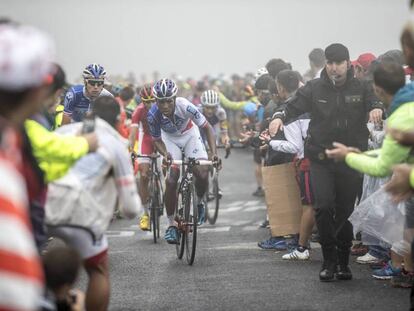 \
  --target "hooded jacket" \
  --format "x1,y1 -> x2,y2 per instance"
278,67 -> 382,163
345,82 -> 414,177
